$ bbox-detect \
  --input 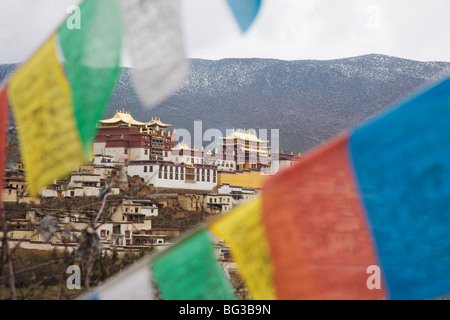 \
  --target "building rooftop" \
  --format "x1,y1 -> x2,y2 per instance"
220,129 -> 269,144
100,110 -> 147,127
146,117 -> 171,128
